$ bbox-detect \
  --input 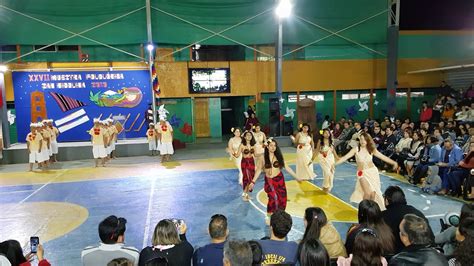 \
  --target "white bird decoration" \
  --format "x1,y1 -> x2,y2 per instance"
7,110 -> 16,125
358,101 -> 369,112
158,104 -> 169,121
374,100 -> 379,106
284,107 -> 296,120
